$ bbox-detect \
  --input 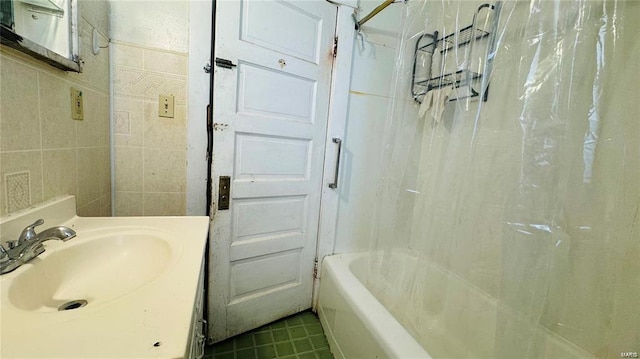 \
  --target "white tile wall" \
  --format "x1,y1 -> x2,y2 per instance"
111,42 -> 188,216
0,1 -> 111,217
